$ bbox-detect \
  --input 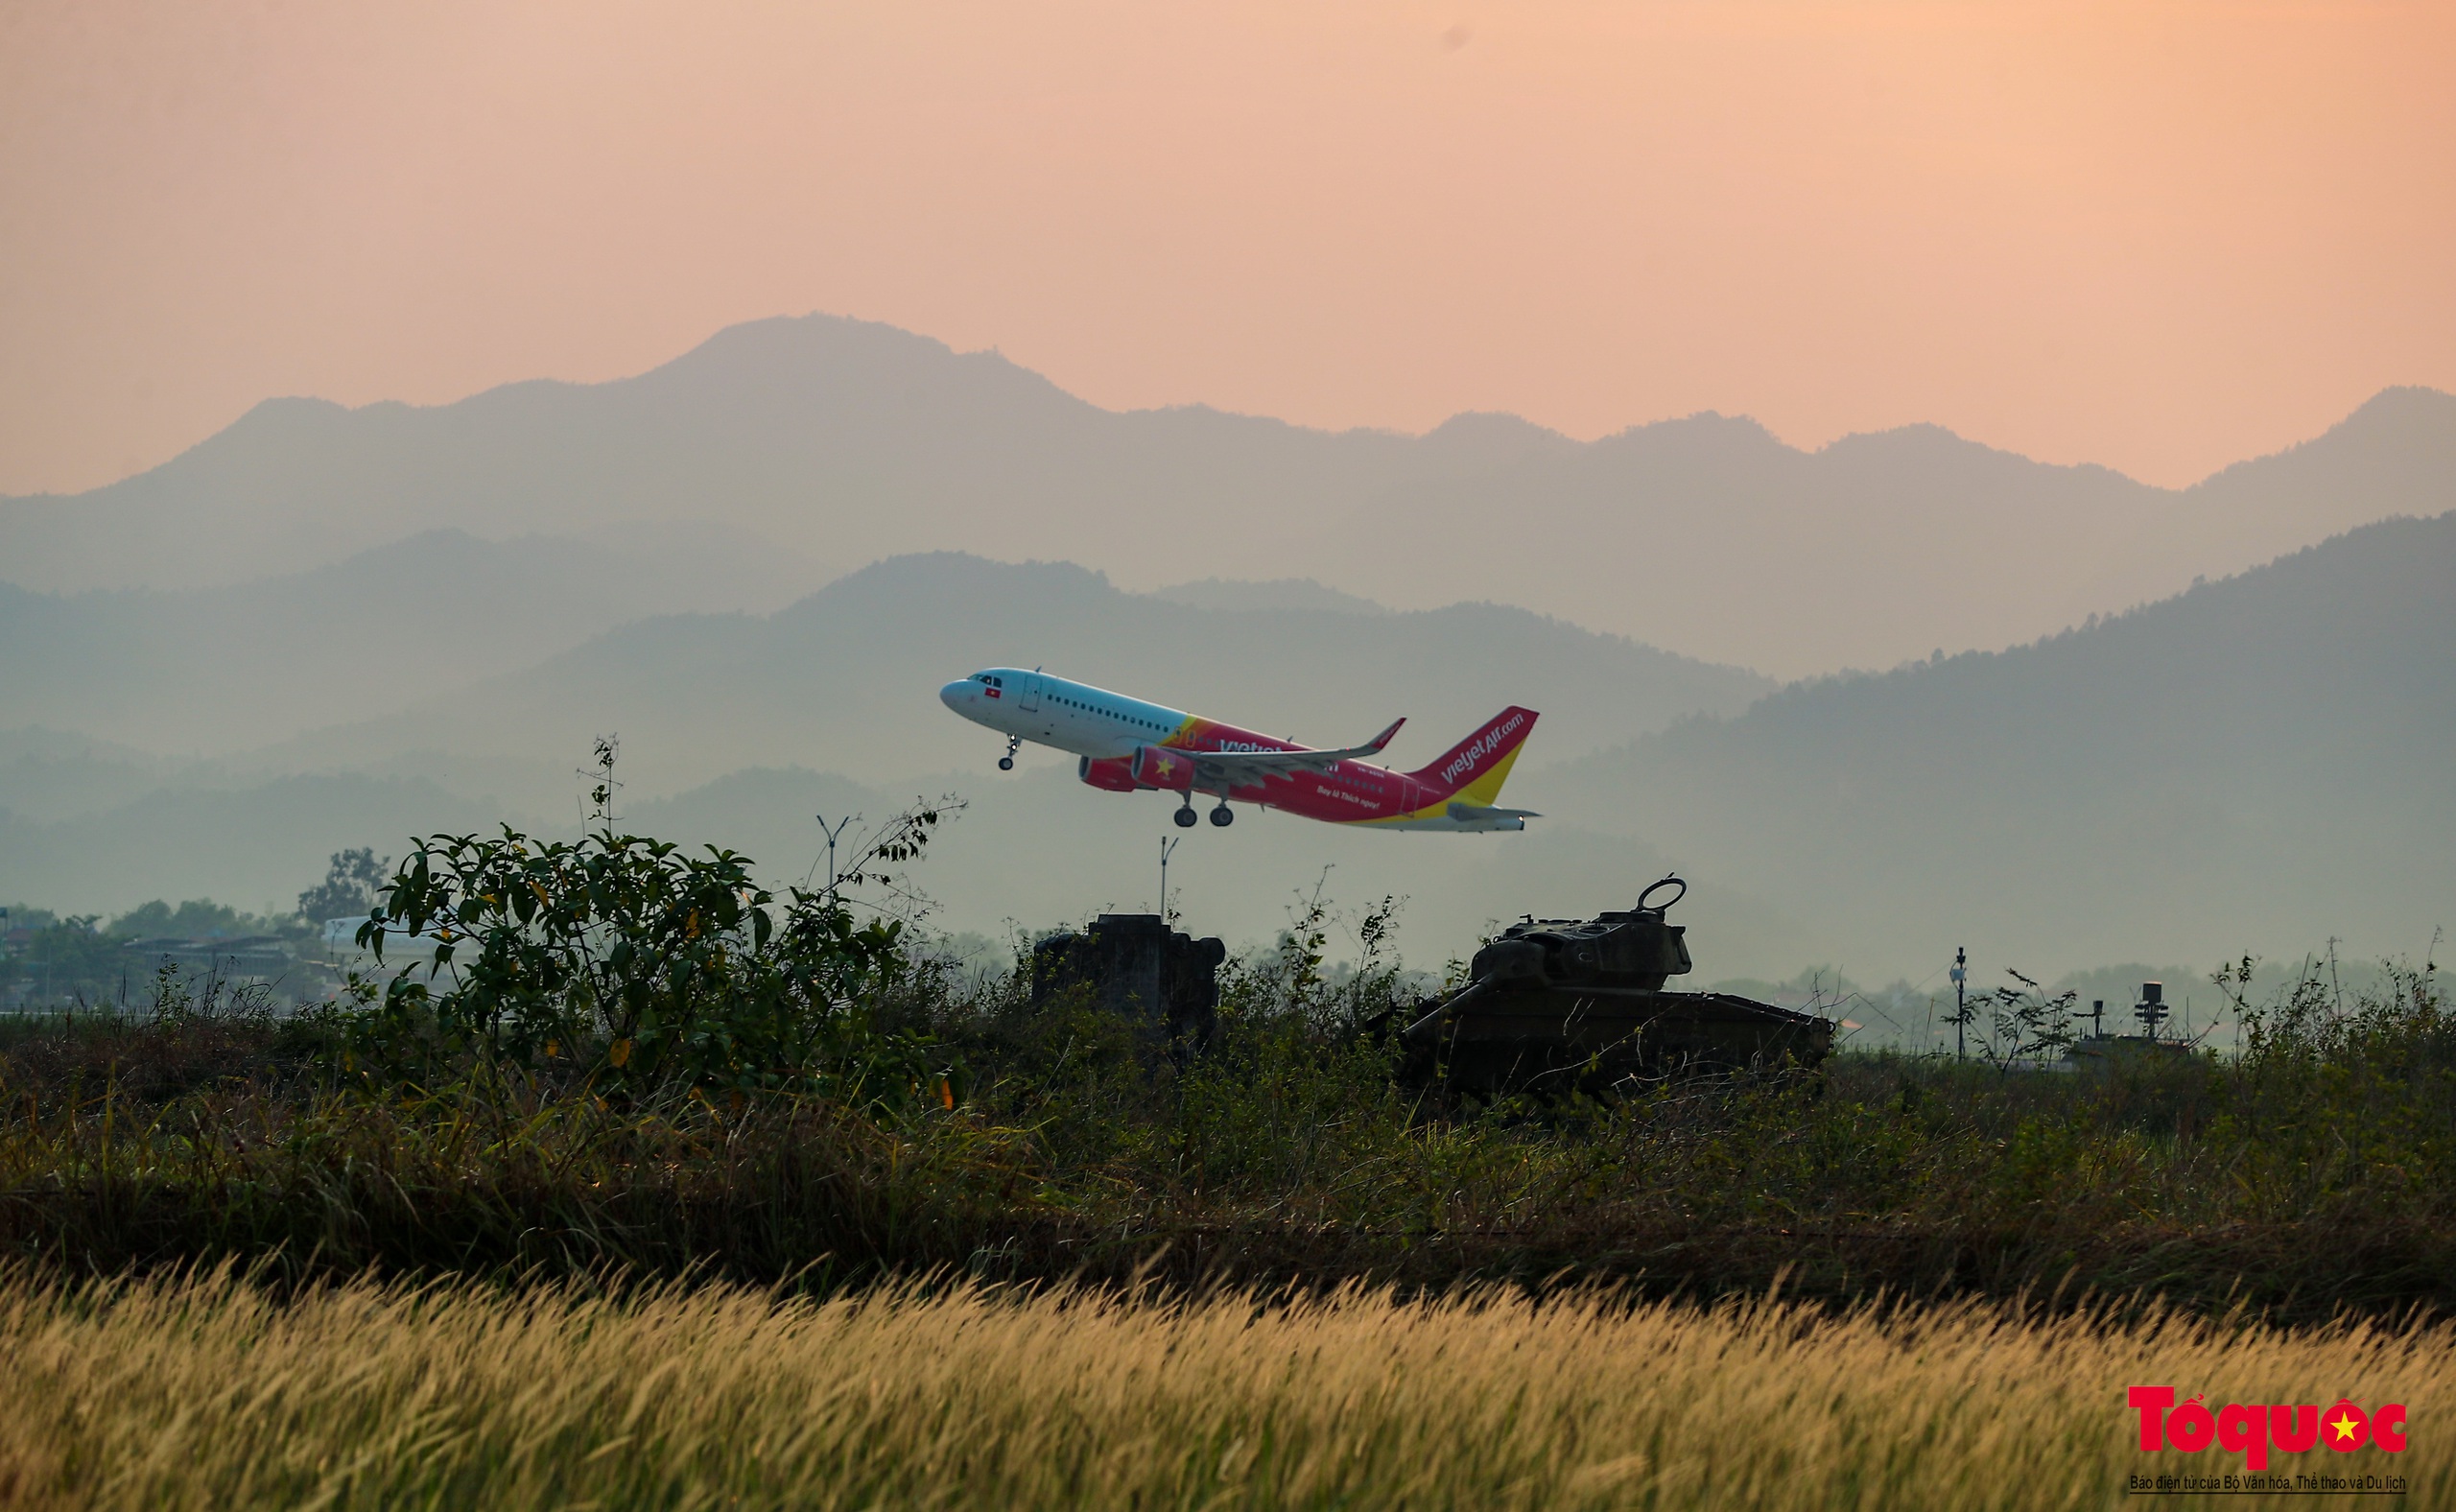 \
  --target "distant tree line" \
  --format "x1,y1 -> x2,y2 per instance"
2,847 -> 394,1004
